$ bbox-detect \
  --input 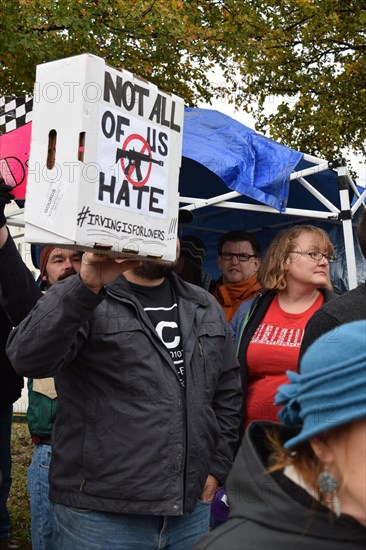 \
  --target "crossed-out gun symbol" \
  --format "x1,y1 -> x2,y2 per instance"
116,147 -> 164,183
